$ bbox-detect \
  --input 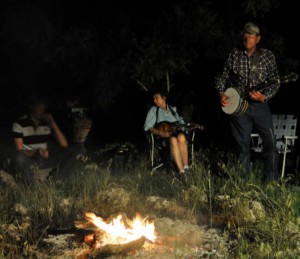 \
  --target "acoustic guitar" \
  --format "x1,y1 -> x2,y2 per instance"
154,121 -> 205,136
222,72 -> 298,116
